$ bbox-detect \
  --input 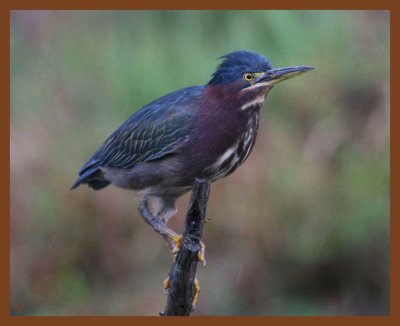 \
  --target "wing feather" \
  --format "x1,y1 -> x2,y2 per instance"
78,86 -> 203,176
